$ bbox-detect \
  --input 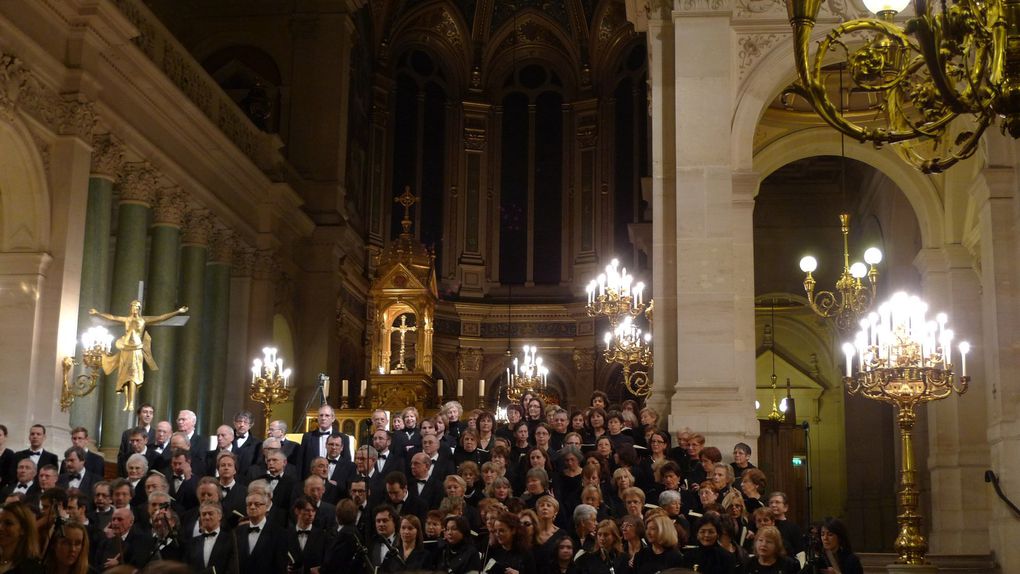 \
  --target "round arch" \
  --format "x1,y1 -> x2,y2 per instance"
754,128 -> 945,248
483,10 -> 582,97
387,2 -> 472,97
0,120 -> 49,253
733,31 -> 949,249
